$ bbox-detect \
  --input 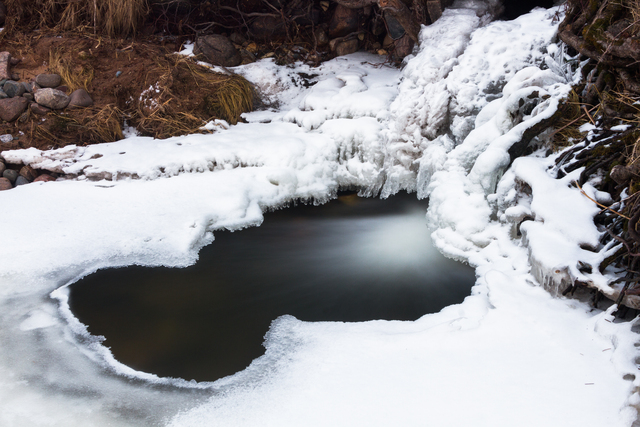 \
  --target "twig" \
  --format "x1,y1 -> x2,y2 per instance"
575,180 -> 630,220
583,104 -> 596,125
